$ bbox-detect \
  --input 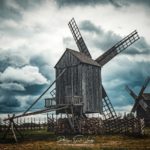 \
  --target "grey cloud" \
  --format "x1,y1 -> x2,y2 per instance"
79,20 -> 121,50
55,0 -> 150,8
102,60 -> 150,108
80,20 -> 103,35
15,0 -> 44,10
55,0 -> 123,8
0,93 -> 21,113
0,49 -> 28,72
0,0 -> 22,21
79,20 -> 150,55
125,37 -> 150,55
0,49 -> 51,113
30,54 -> 53,81
0,82 -> 25,91
0,0 -> 45,22
24,84 -> 47,96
